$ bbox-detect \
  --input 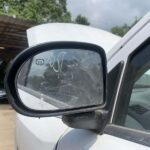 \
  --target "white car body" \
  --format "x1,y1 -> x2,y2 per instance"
16,12 -> 150,150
